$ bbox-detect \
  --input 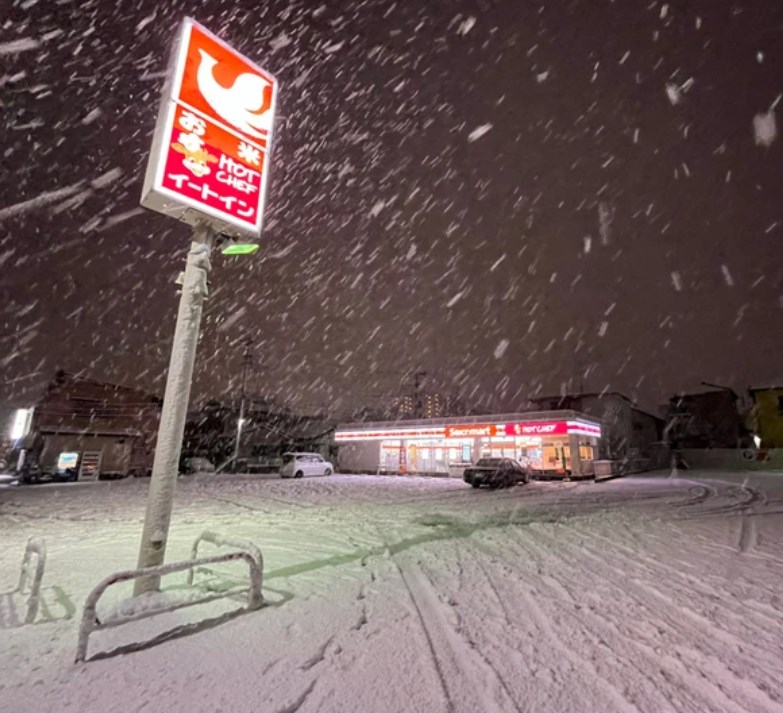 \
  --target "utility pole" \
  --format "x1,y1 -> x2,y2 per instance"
414,370 -> 427,419
135,224 -> 214,594
233,338 -> 253,465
